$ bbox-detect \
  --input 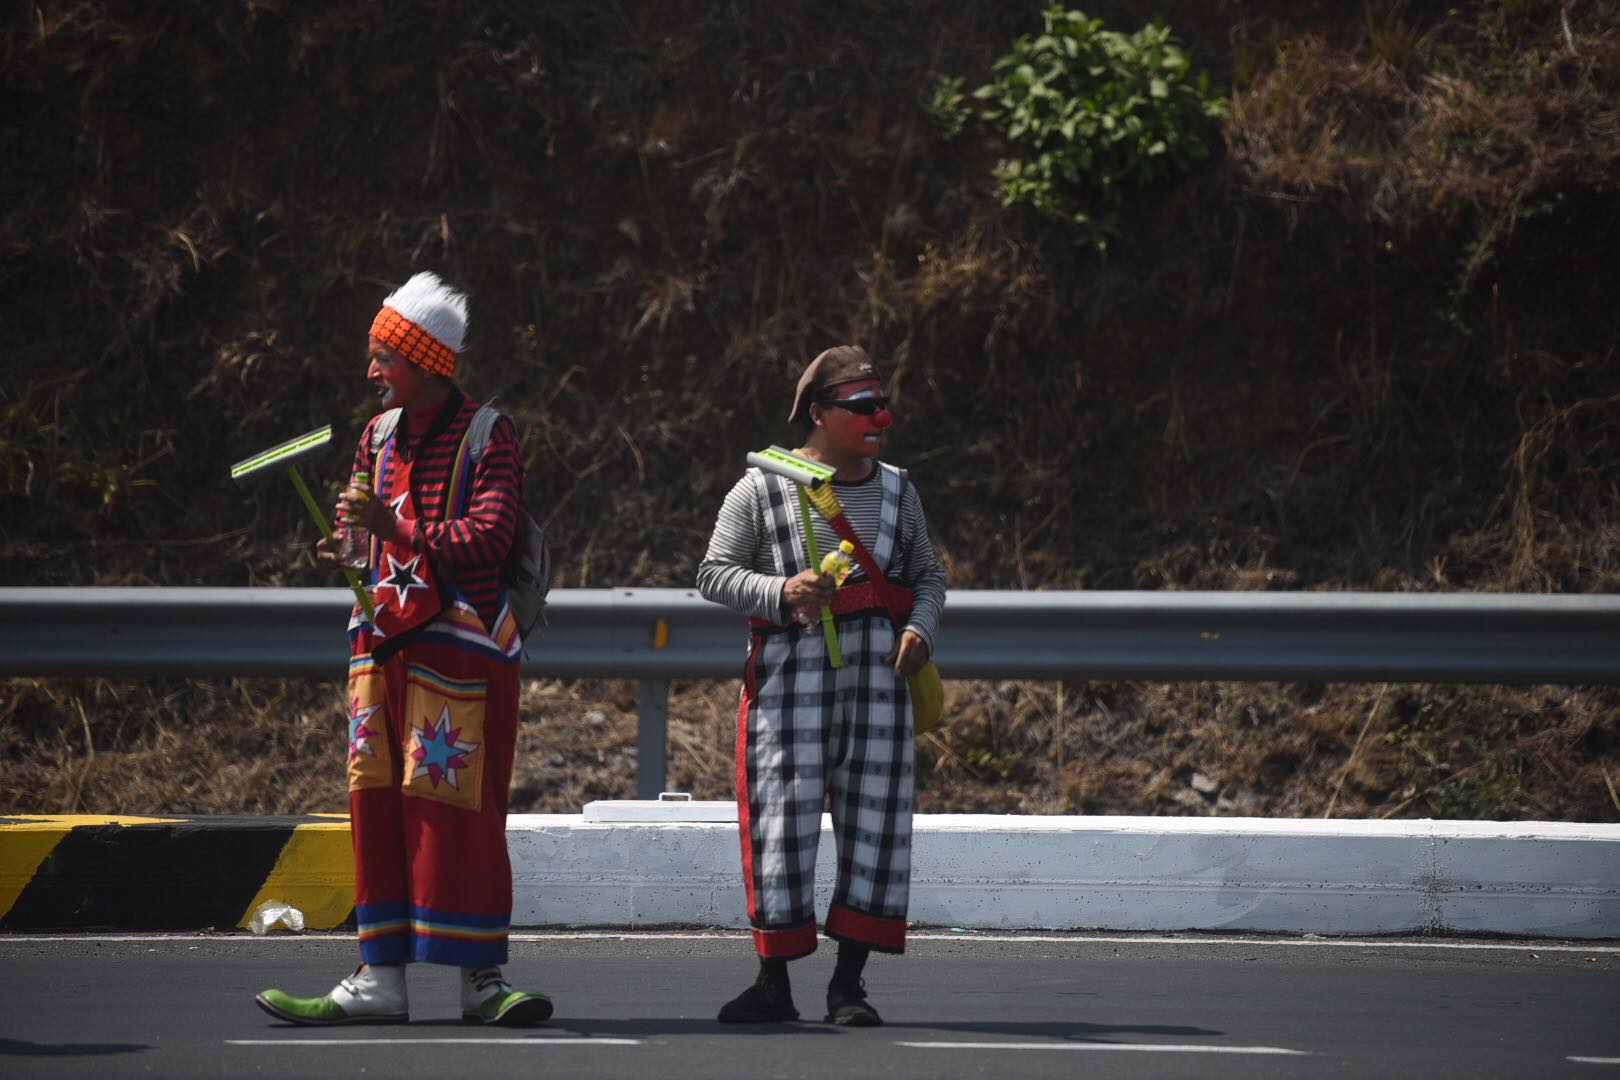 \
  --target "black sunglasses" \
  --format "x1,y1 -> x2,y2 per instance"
818,395 -> 890,416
